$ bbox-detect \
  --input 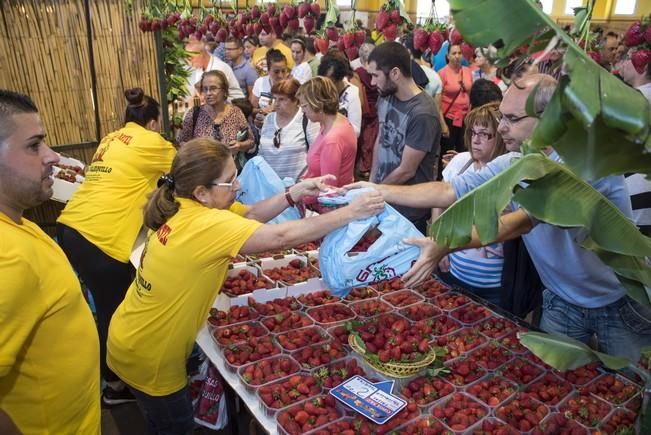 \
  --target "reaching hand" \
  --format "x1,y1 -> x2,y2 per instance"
438,256 -> 450,273
291,175 -> 336,200
346,191 -> 385,220
441,122 -> 450,138
342,180 -> 379,193
401,237 -> 448,288
441,150 -> 458,168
